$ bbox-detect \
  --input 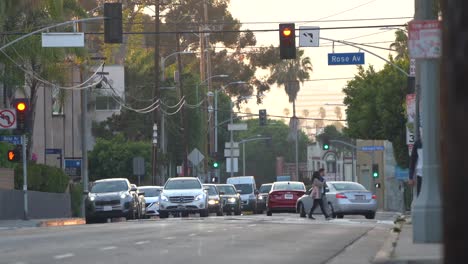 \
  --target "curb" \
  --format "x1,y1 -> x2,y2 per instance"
39,218 -> 86,227
373,216 -> 406,263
